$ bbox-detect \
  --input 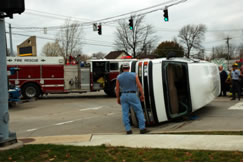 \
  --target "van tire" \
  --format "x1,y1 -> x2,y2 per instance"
22,83 -> 41,99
